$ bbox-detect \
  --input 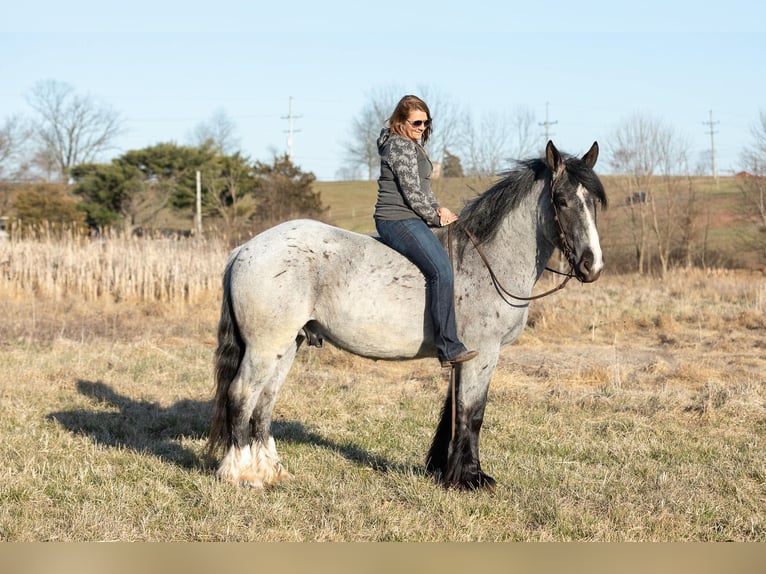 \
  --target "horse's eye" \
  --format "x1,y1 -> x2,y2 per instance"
556,197 -> 569,209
